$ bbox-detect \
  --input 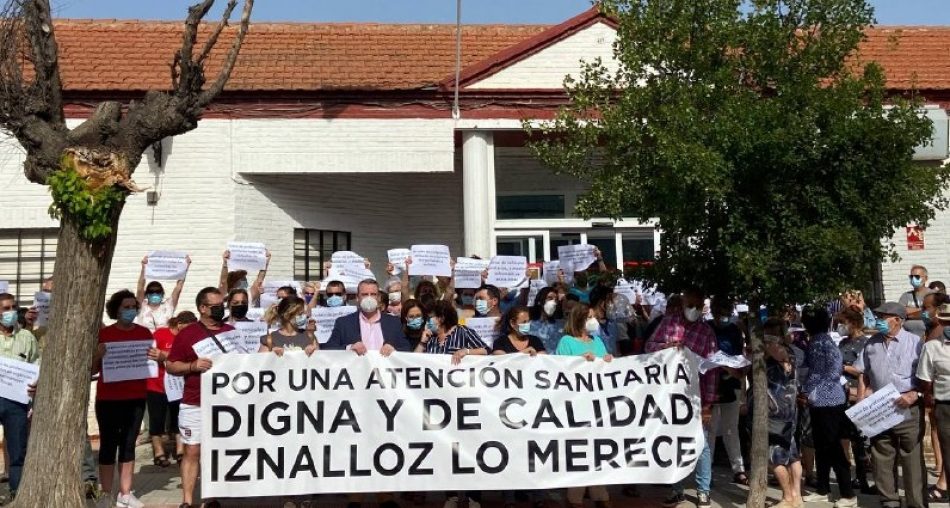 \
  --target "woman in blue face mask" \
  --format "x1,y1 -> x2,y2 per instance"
259,296 -> 317,357
136,254 -> 191,332
399,299 -> 428,351
493,306 -> 546,357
